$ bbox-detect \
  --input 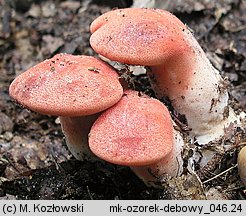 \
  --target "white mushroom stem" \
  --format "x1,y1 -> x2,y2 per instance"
59,114 -> 99,160
131,127 -> 184,187
147,29 -> 237,144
